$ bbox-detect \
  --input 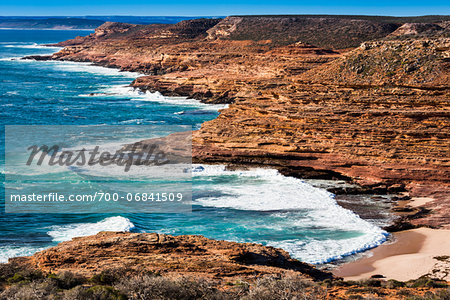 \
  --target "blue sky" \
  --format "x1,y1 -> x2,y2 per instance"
0,0 -> 449,16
